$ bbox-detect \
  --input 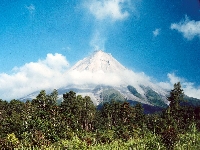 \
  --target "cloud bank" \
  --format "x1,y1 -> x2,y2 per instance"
1,53 -> 200,100
171,15 -> 200,40
86,0 -> 131,21
67,69 -> 152,95
0,52 -> 153,100
159,73 -> 200,99
0,53 -> 69,100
